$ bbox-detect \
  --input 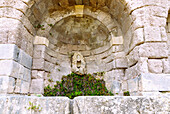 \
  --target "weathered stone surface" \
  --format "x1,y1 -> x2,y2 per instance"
71,52 -> 86,75
144,26 -> 161,41
139,73 -> 170,92
34,36 -> 49,47
30,79 -> 44,94
139,43 -> 168,58
0,96 -> 70,114
18,49 -> 32,69
0,60 -> 20,78
125,57 -> 148,80
73,96 -> 170,114
115,58 -> 128,68
0,76 -> 15,94
0,44 -> 19,61
32,59 -> 45,70
148,59 -> 163,73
